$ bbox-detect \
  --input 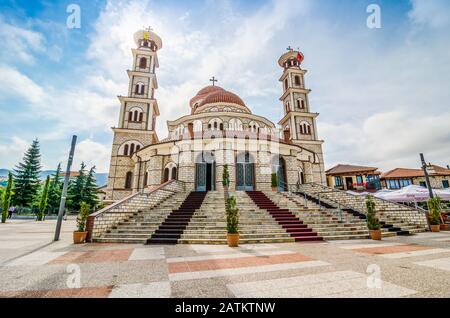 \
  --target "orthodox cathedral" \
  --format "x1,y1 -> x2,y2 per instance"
105,29 -> 326,201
